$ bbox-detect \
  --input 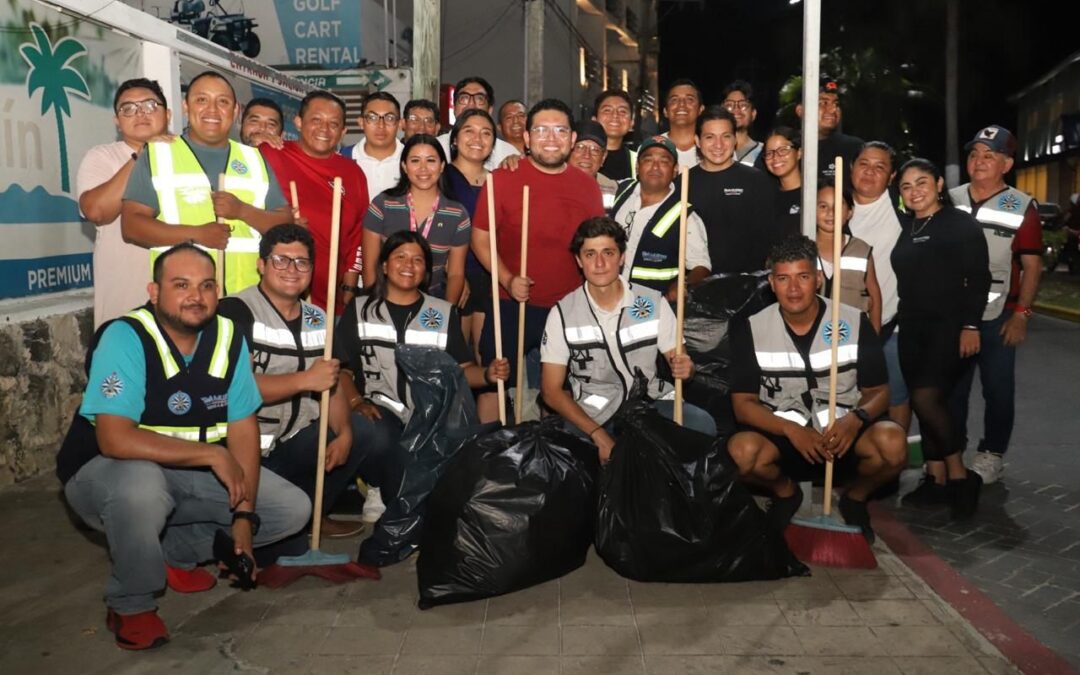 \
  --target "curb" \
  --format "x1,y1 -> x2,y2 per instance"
1034,302 -> 1080,322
